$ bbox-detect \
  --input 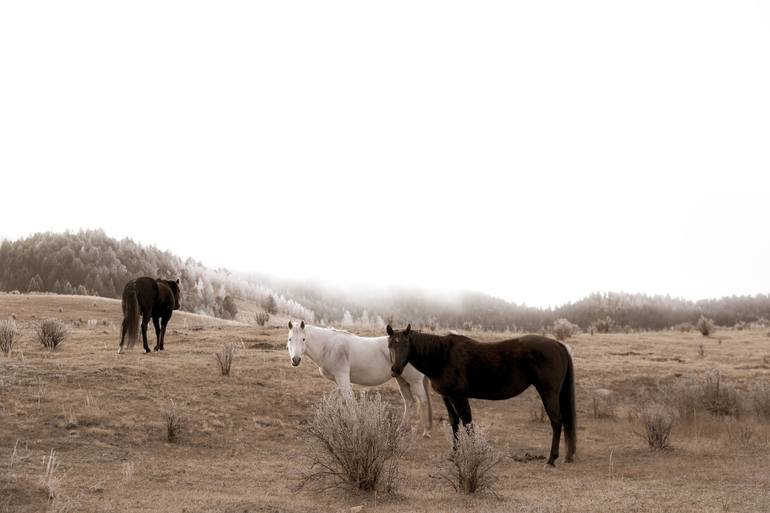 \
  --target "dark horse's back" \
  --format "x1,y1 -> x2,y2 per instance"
446,334 -> 572,400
